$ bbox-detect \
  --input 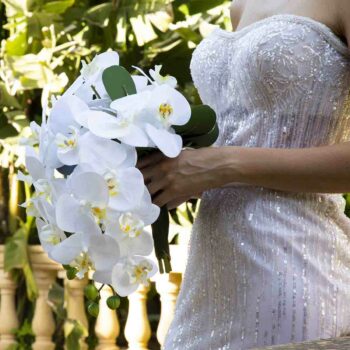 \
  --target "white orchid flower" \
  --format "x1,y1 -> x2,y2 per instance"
149,65 -> 177,88
49,94 -> 87,135
74,144 -> 144,212
132,75 -> 149,92
19,147 -> 66,217
81,51 -> 120,84
74,51 -> 120,102
105,189 -> 160,256
47,94 -> 91,166
49,217 -> 120,281
87,92 -> 150,147
111,256 -> 157,296
55,171 -> 109,233
36,201 -> 66,255
142,84 -> 191,157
